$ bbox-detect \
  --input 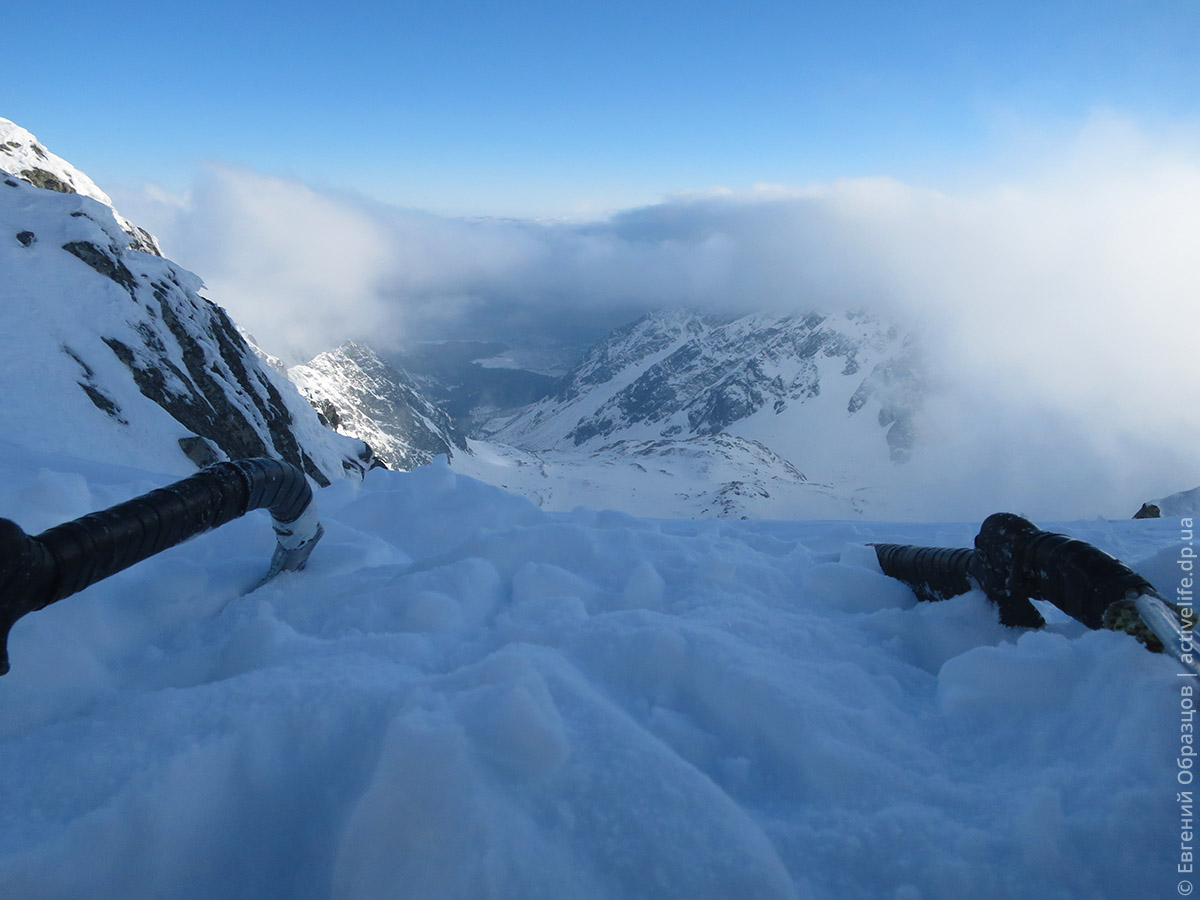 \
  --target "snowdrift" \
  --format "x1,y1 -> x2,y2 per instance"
0,440 -> 1185,899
